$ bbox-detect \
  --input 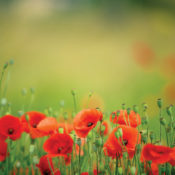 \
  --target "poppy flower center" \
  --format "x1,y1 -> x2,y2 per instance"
123,139 -> 128,146
33,124 -> 37,128
87,122 -> 93,127
58,147 -> 62,153
43,169 -> 50,175
8,128 -> 14,135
